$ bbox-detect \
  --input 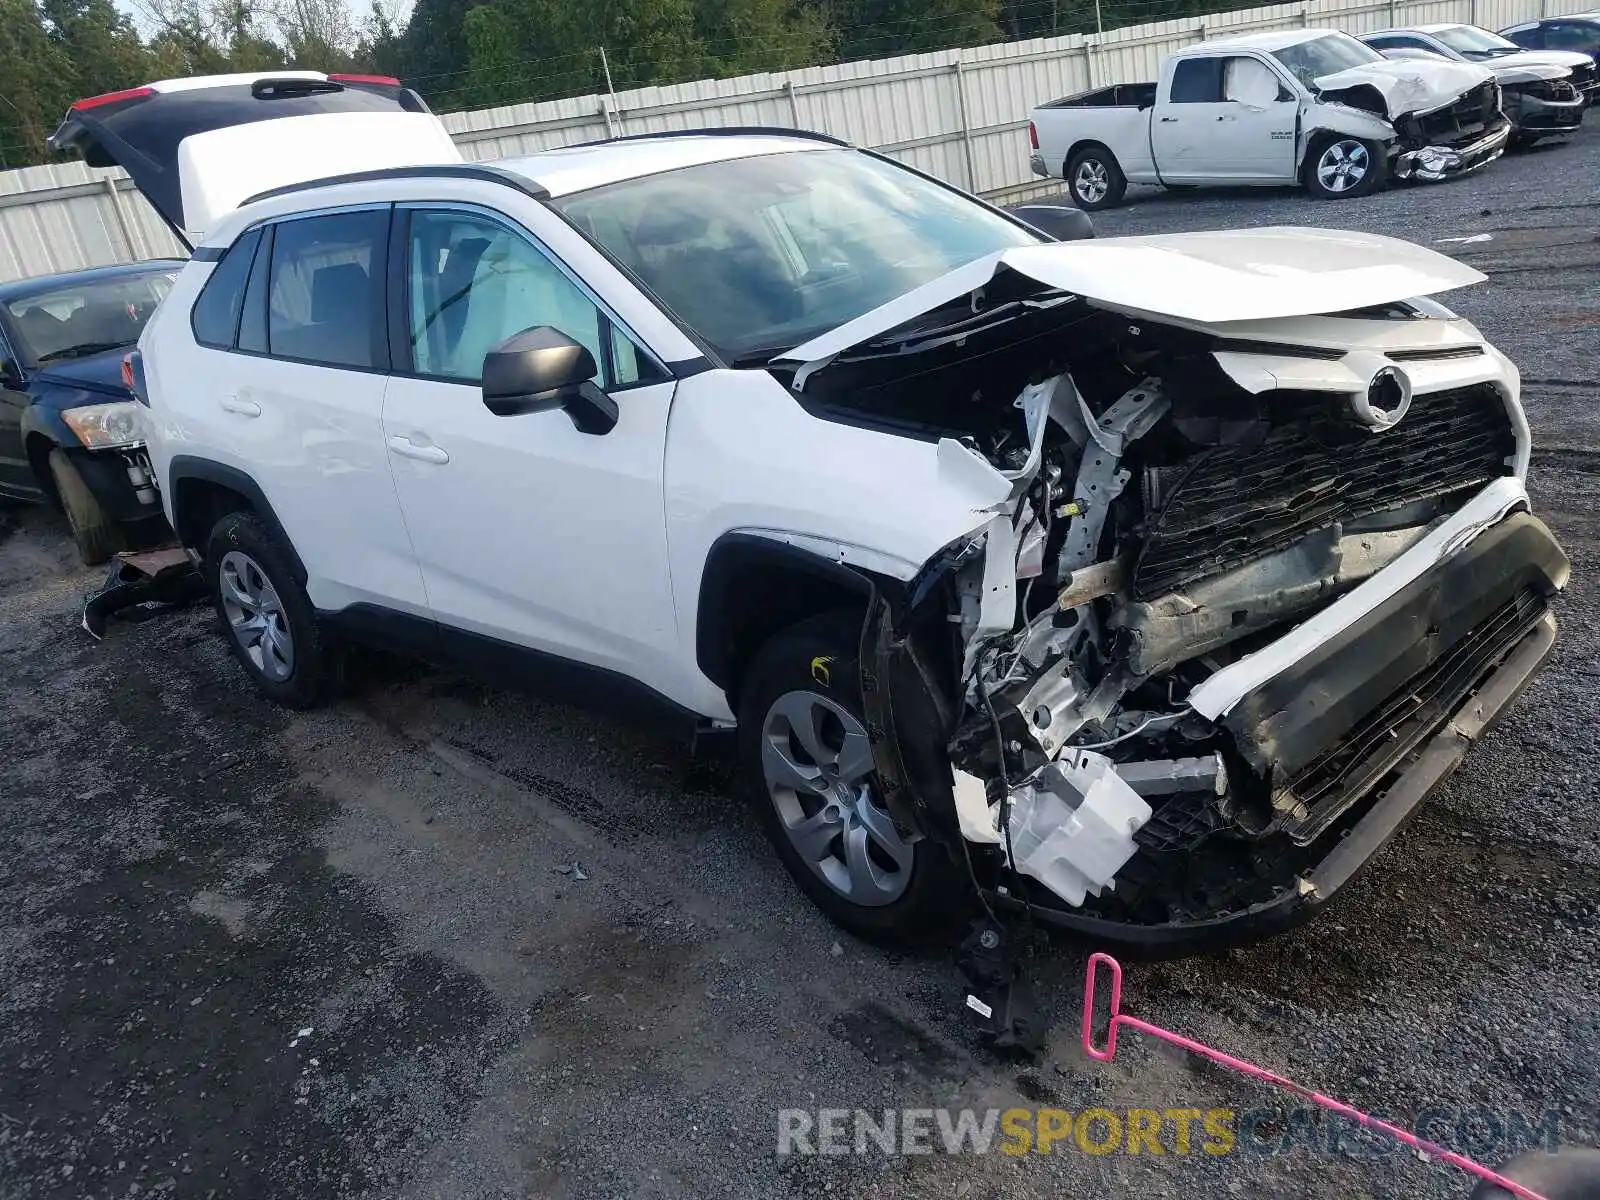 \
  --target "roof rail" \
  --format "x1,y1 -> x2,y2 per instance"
241,162 -> 551,207
569,125 -> 853,150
